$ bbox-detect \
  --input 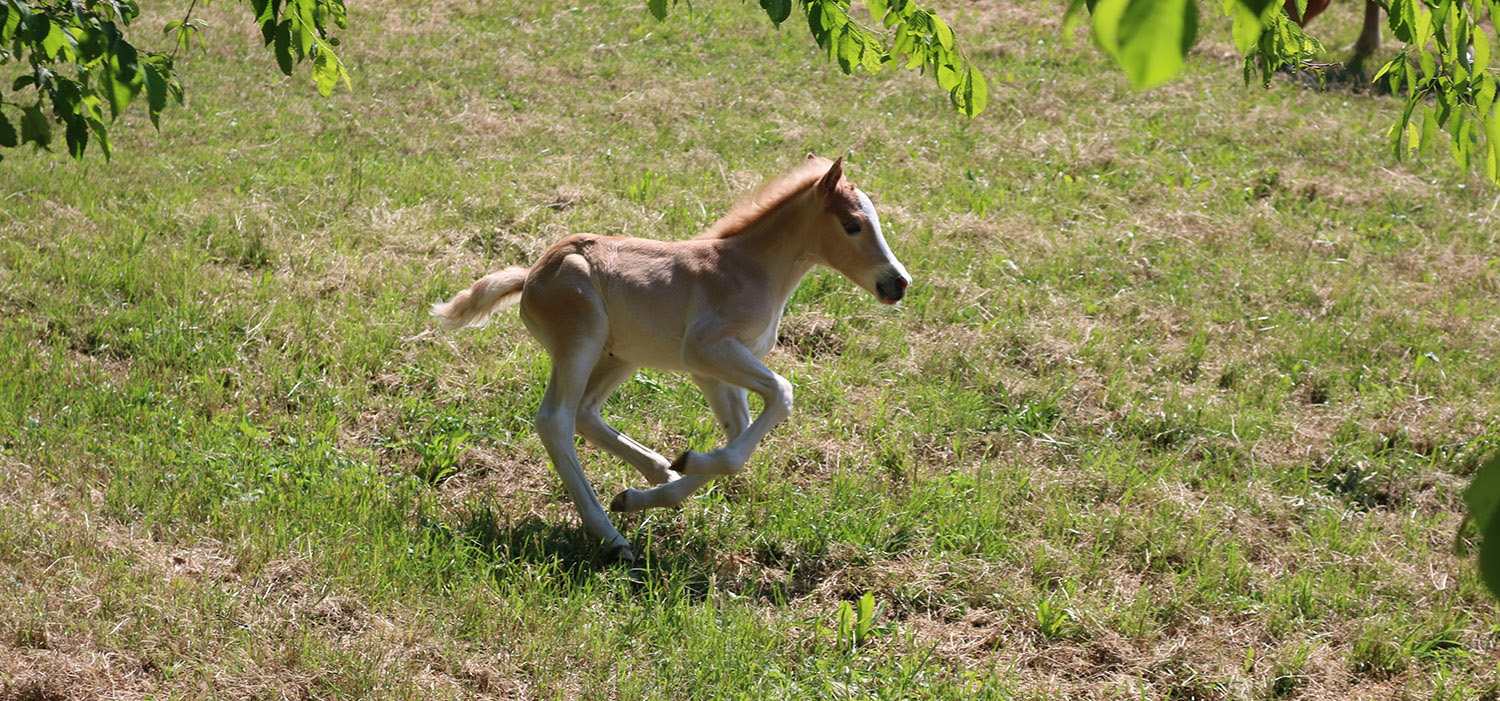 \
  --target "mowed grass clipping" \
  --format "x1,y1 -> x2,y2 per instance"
2,0 -> 1499,698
